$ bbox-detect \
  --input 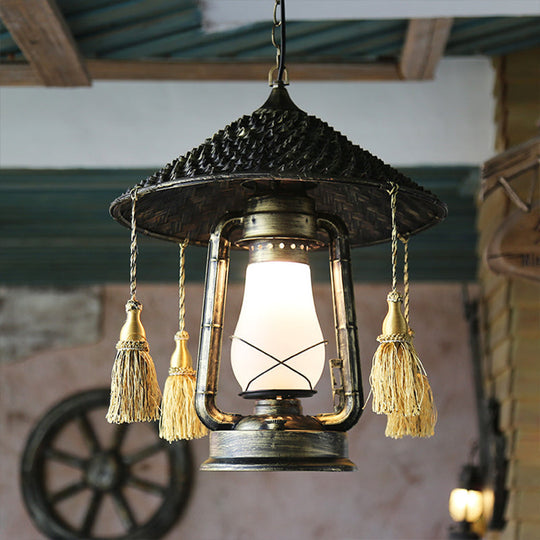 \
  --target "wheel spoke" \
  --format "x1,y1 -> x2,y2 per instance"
126,475 -> 168,497
80,490 -> 103,536
111,489 -> 137,532
44,448 -> 86,470
123,442 -> 164,466
77,413 -> 101,453
49,481 -> 87,504
111,423 -> 129,451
